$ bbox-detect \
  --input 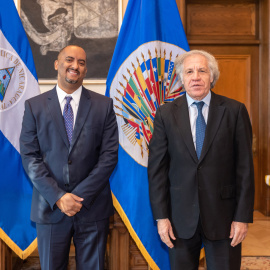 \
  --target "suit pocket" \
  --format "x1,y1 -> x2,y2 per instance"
220,185 -> 236,199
